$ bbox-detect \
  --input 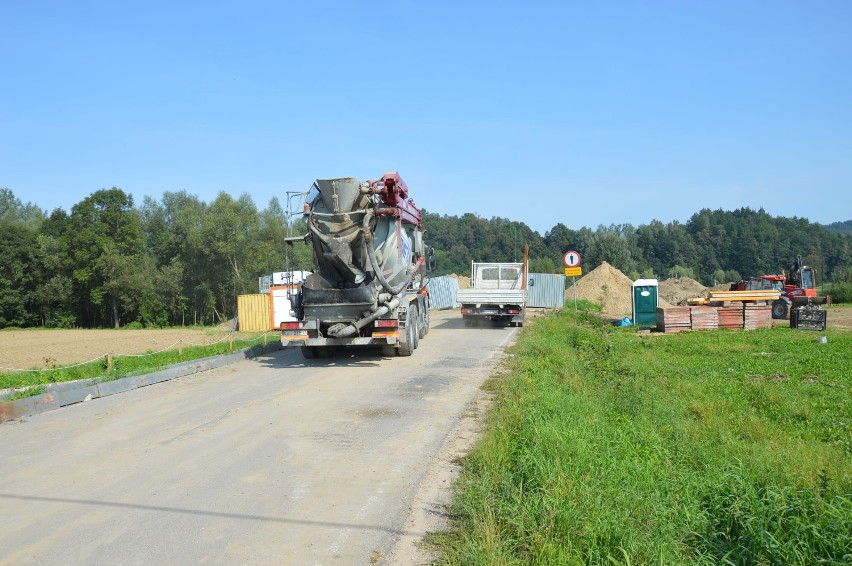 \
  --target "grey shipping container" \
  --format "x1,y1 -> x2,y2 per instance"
527,273 -> 566,308
427,276 -> 460,310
